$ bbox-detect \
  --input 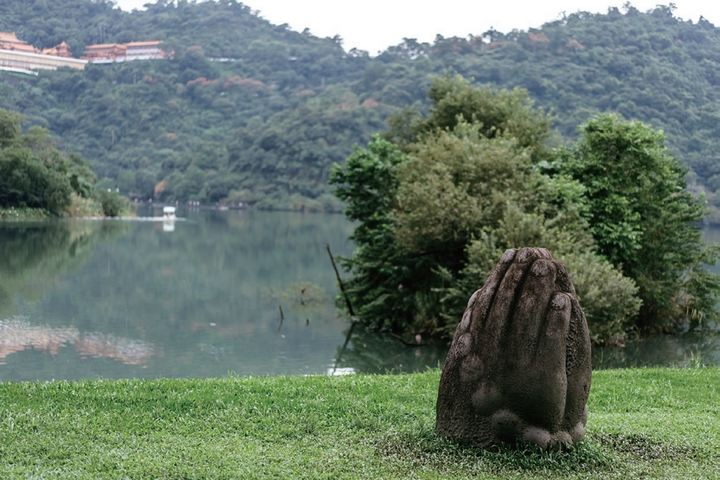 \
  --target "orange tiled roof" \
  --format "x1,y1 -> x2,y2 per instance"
84,43 -> 124,50
7,44 -> 37,53
125,41 -> 163,47
0,32 -> 25,43
41,42 -> 72,57
0,32 -> 38,53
